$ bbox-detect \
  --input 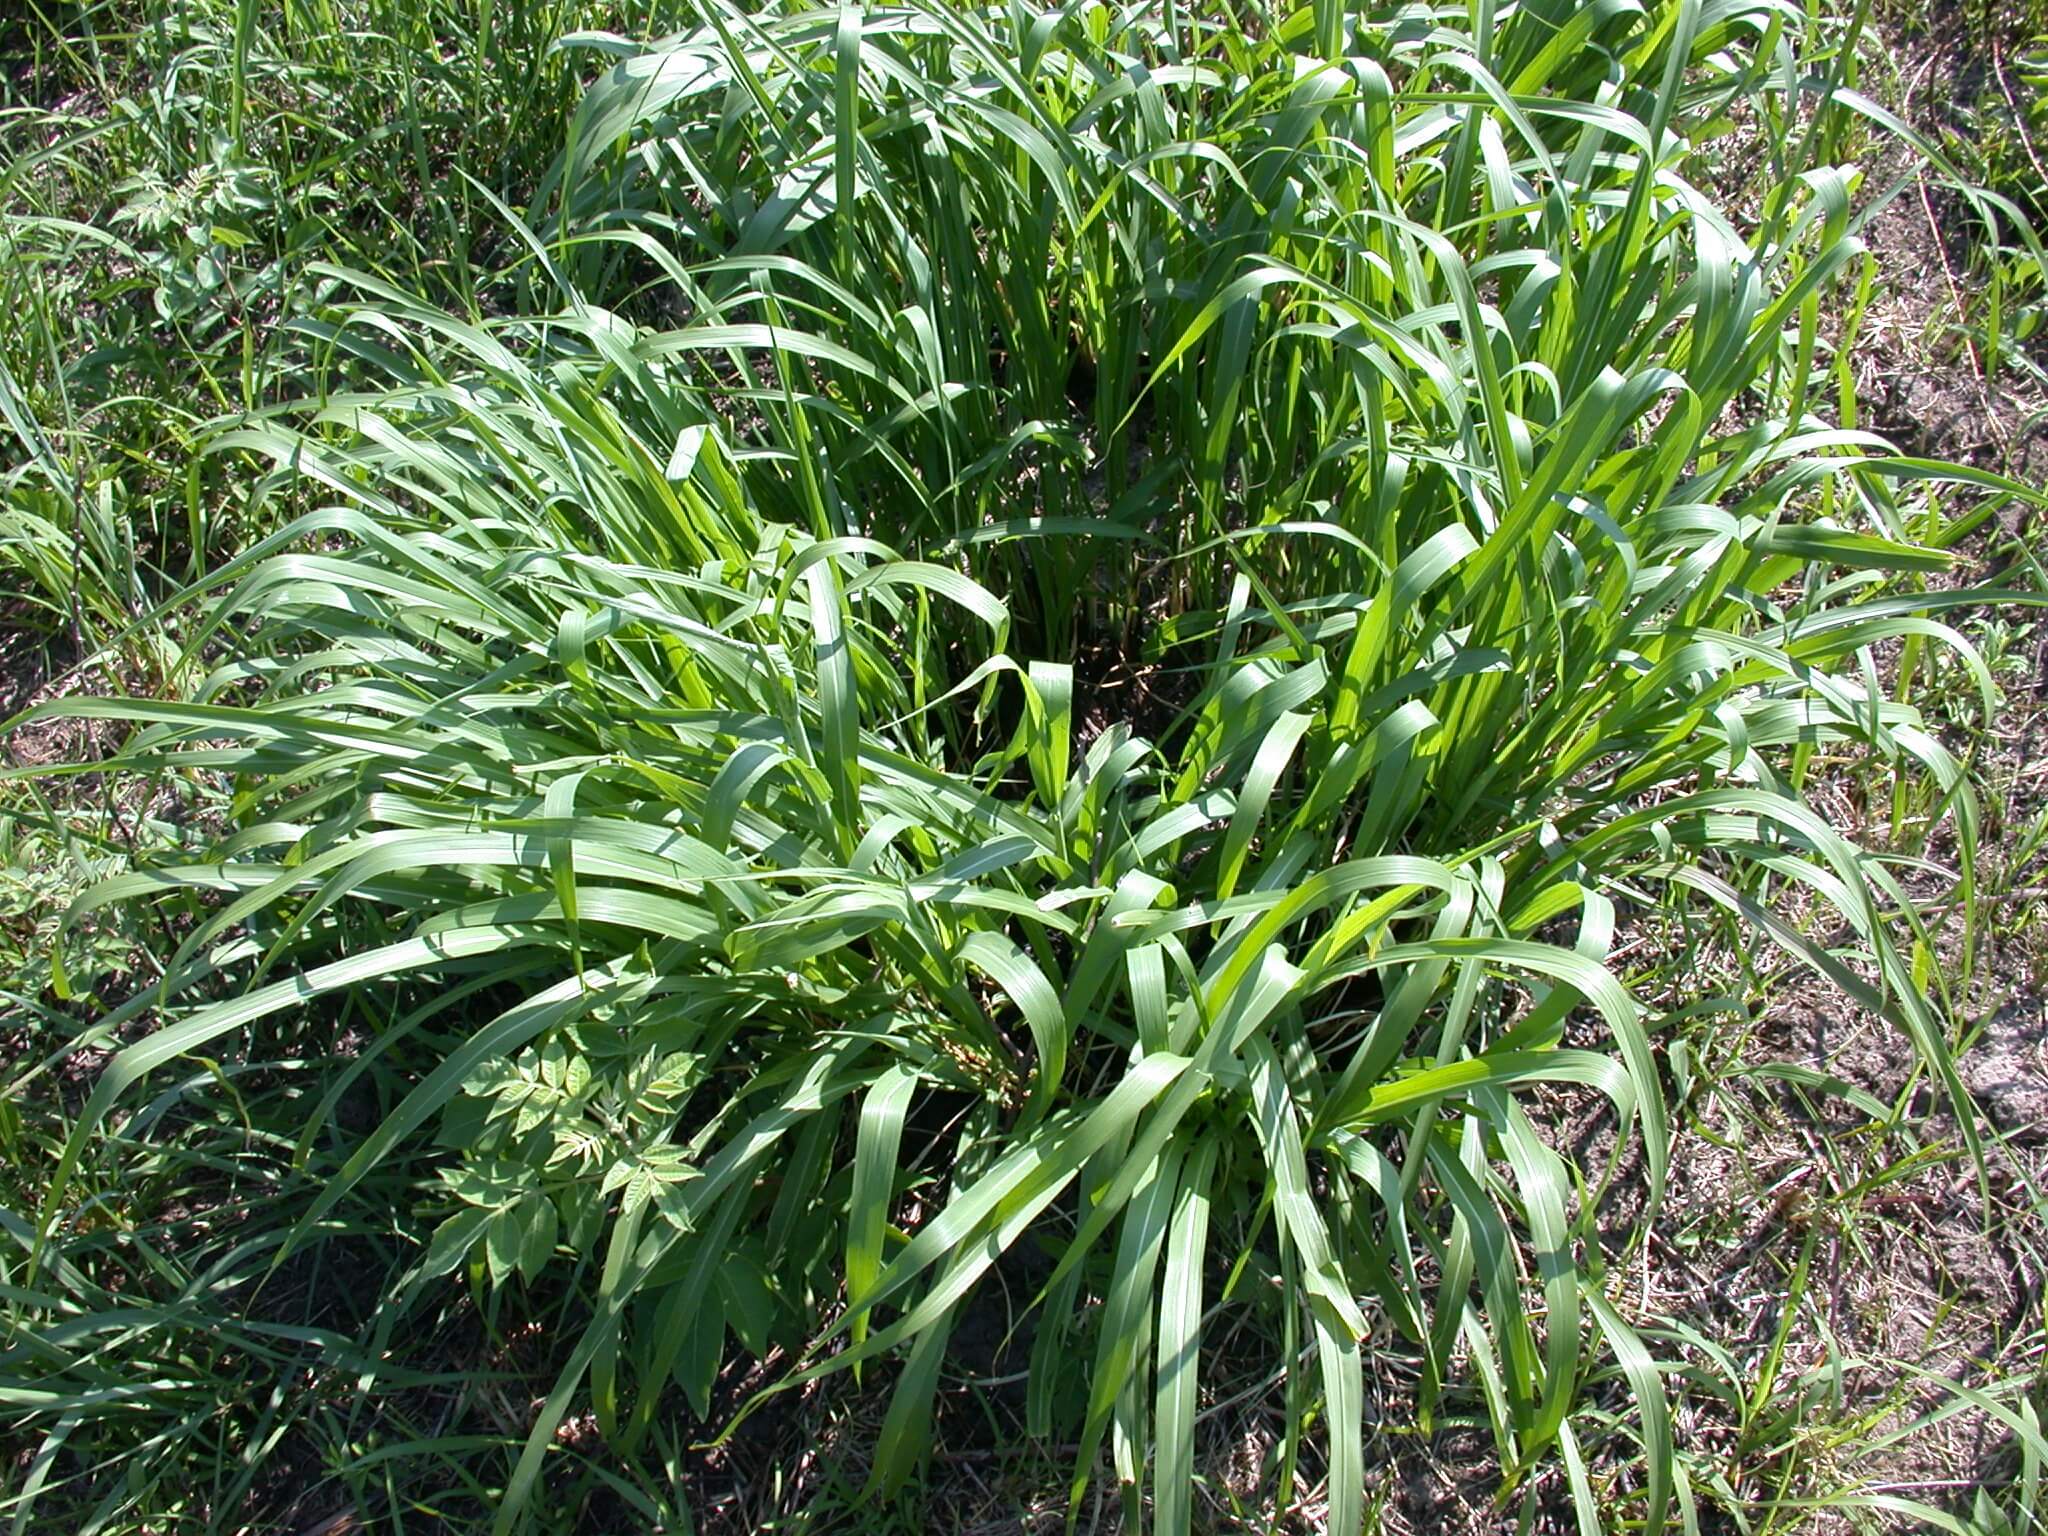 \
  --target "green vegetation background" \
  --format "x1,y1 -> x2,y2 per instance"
4,2 -> 2048,1533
